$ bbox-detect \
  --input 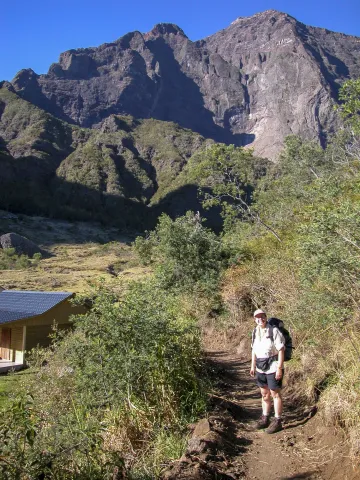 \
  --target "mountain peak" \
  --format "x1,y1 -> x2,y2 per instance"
147,23 -> 187,38
230,9 -> 293,26
11,68 -> 39,90
8,11 -> 360,160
